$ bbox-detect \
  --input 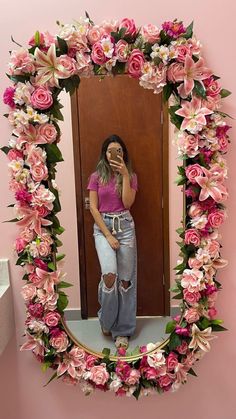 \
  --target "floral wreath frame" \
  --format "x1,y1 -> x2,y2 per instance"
2,13 -> 230,399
